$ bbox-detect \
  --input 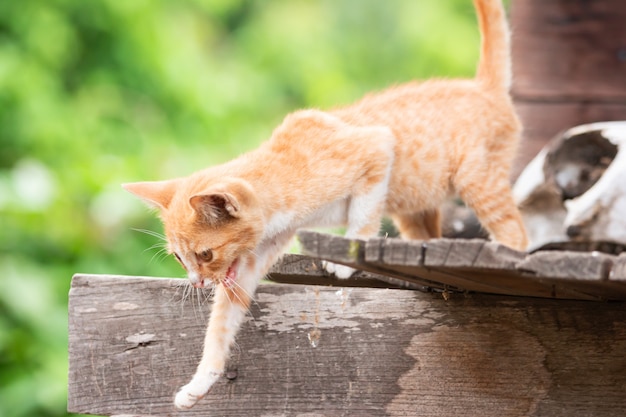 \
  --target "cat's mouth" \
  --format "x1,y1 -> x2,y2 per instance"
222,257 -> 240,288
